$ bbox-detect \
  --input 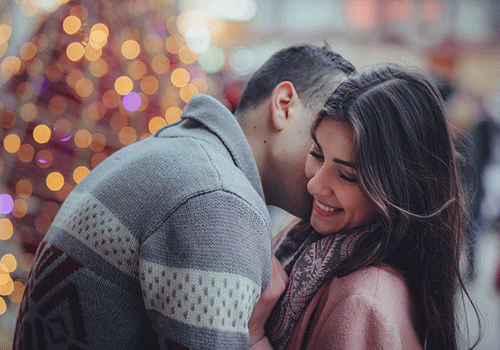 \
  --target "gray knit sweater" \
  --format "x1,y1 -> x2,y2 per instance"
14,95 -> 272,349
